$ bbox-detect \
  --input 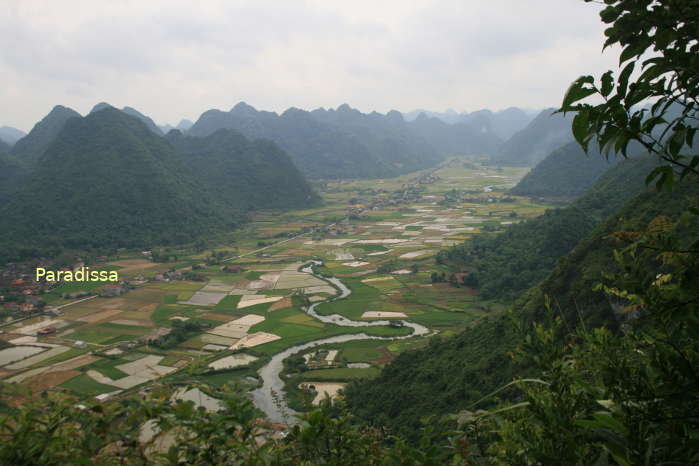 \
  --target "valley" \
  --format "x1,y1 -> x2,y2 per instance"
0,159 -> 548,416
